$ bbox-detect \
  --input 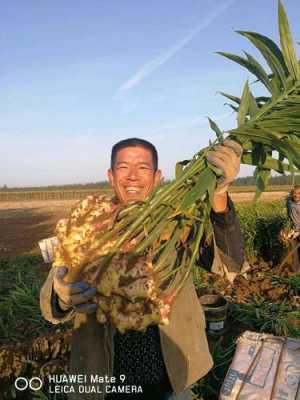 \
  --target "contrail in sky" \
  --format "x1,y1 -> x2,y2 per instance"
115,0 -> 235,97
